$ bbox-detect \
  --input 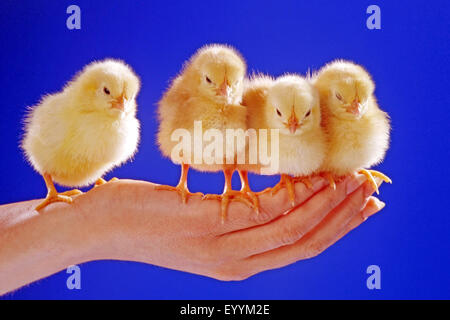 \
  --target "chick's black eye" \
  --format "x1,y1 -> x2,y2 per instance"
205,76 -> 212,84
305,110 -> 311,117
335,92 -> 343,101
276,109 -> 282,117
103,87 -> 110,95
